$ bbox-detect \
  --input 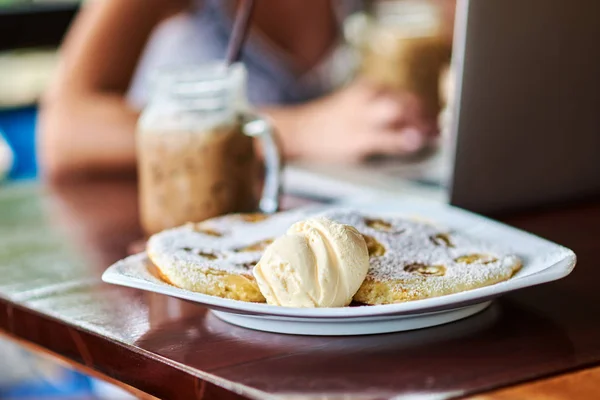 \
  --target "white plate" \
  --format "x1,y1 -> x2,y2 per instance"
102,200 -> 576,336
